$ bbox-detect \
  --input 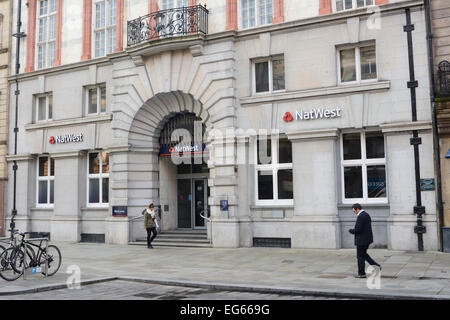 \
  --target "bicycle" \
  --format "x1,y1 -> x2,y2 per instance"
0,230 -> 26,281
0,231 -> 62,281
